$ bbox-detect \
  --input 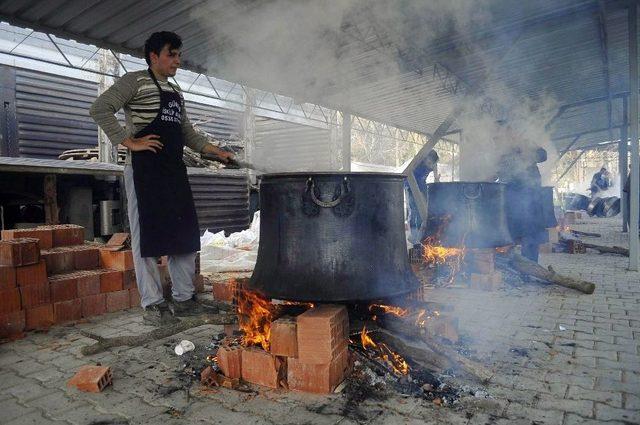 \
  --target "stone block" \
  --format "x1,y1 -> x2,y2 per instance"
270,317 -> 298,357
217,345 -> 242,379
297,305 -> 349,364
0,238 -> 40,267
212,280 -> 235,303
67,365 -> 112,393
